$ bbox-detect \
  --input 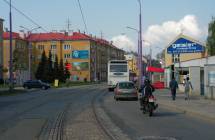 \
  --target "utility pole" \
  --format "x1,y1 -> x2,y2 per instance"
138,0 -> 143,88
9,0 -> 13,91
